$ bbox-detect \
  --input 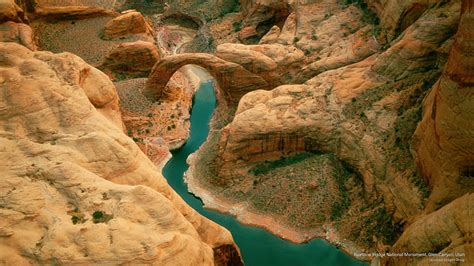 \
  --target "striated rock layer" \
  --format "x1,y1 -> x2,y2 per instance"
0,42 -> 242,265
412,0 -> 474,211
